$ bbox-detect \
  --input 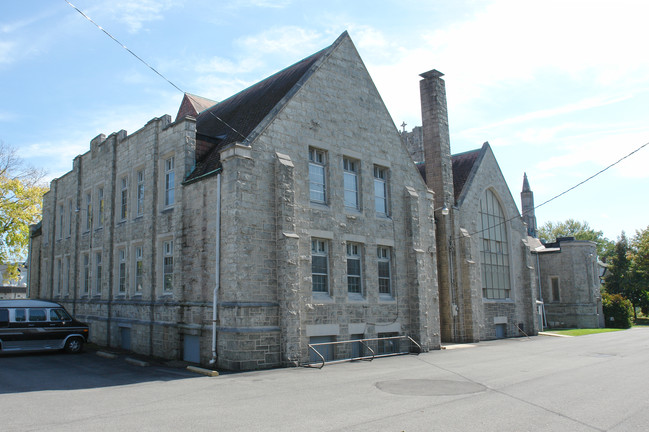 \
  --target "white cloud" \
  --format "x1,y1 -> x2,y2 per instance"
237,26 -> 324,57
104,0 -> 179,33
225,0 -> 293,8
